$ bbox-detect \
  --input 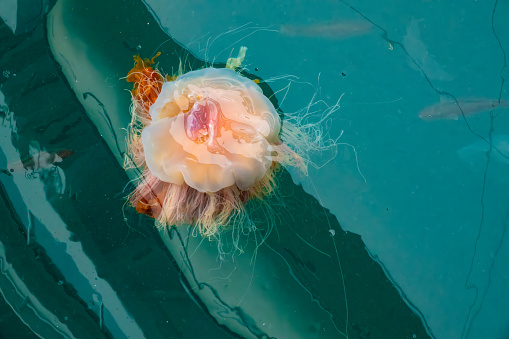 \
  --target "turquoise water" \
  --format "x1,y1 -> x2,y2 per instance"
0,0 -> 508,338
